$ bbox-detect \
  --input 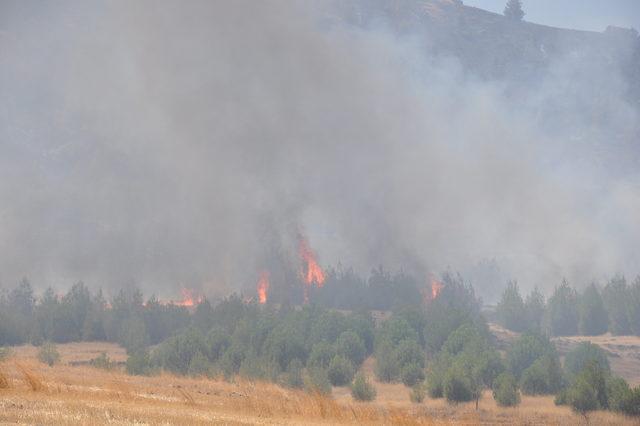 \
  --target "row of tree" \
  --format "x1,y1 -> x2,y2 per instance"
496,277 -> 640,336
